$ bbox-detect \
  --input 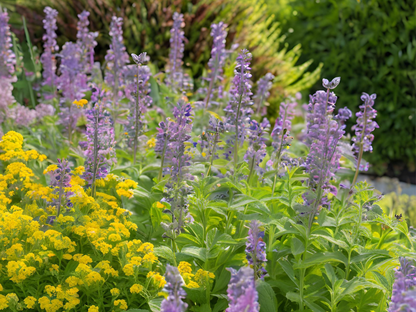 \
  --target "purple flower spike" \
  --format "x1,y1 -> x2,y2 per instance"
244,118 -> 270,179
0,8 -> 16,78
81,87 -> 116,194
254,73 -> 274,115
76,11 -> 98,73
245,220 -> 267,279
226,266 -> 260,312
104,16 -> 129,103
161,265 -> 188,312
389,257 -> 416,312
40,7 -> 59,92
166,12 -> 186,90
48,159 -> 74,216
224,49 -> 253,163
0,8 -> 16,117
204,22 -> 228,108
352,93 -> 378,157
